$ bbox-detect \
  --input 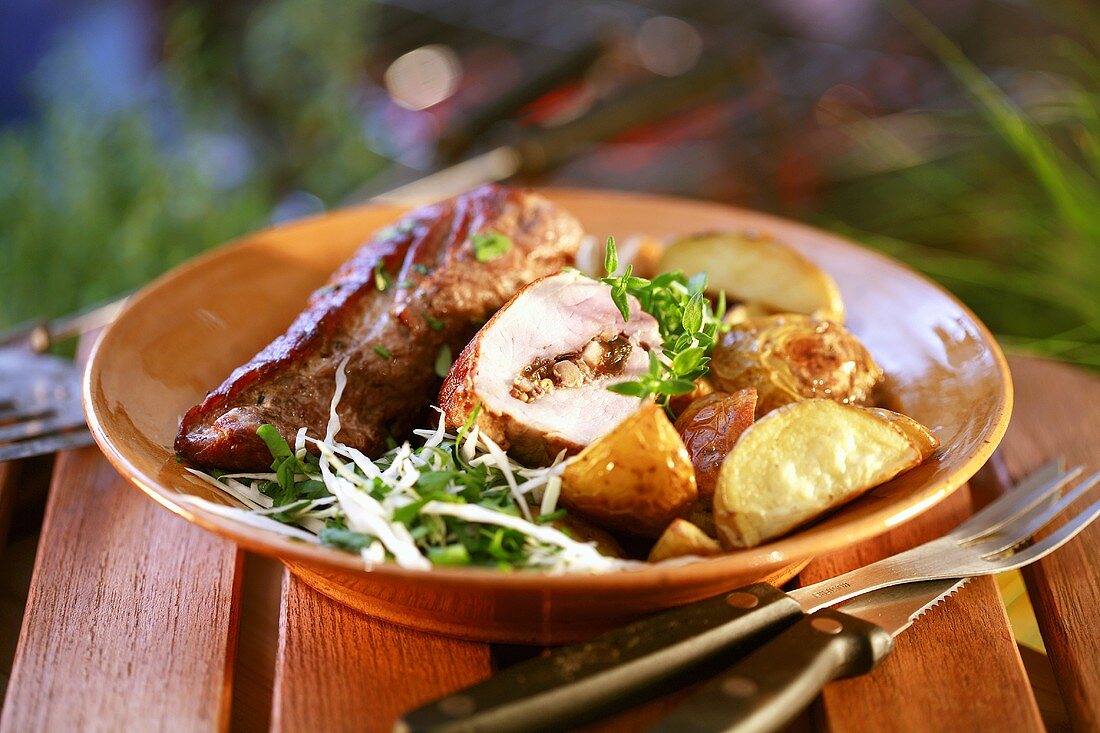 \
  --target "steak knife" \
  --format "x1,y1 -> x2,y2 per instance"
397,461 -> 1065,733
645,578 -> 966,733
